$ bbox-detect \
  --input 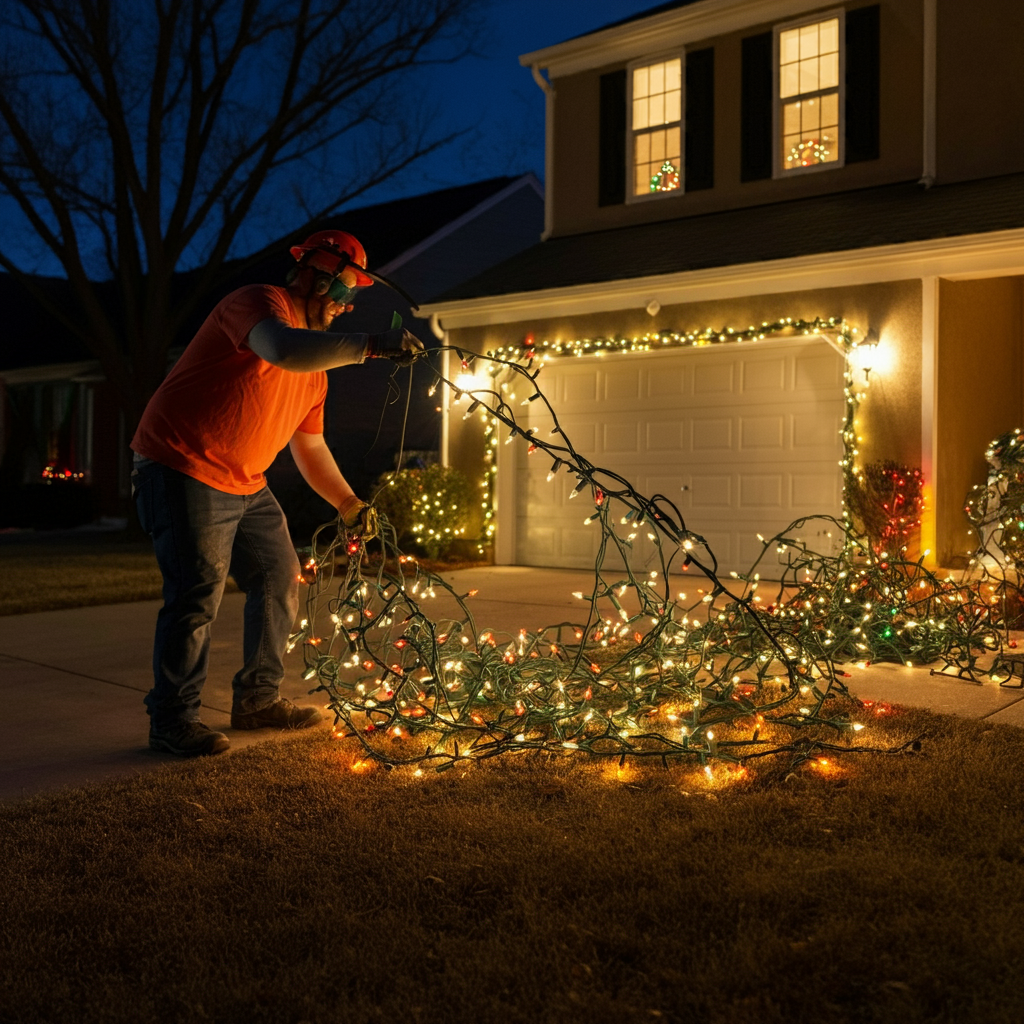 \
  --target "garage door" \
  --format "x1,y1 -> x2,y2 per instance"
511,336 -> 845,577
